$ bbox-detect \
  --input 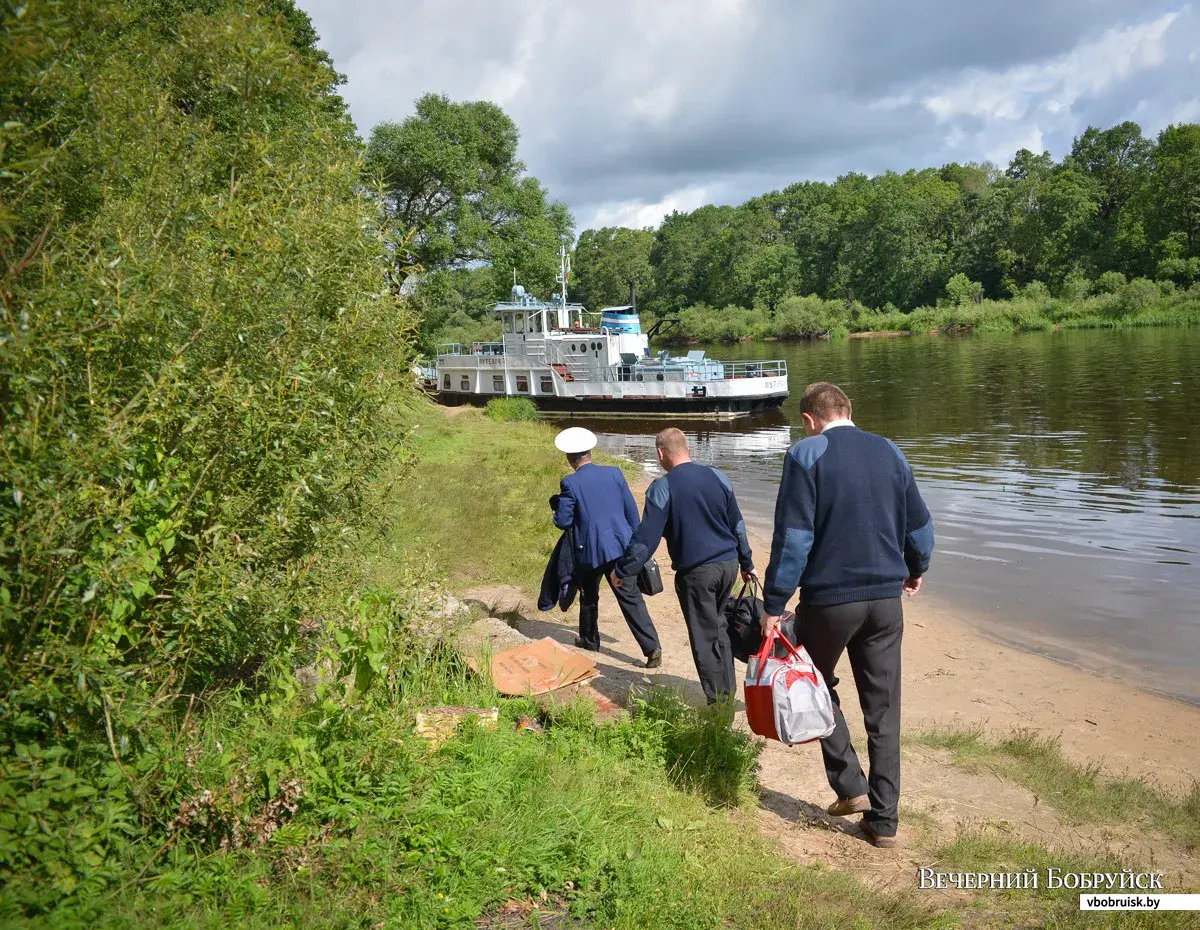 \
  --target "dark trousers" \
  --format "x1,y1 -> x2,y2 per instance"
674,558 -> 739,704
577,560 -> 660,657
795,597 -> 903,837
